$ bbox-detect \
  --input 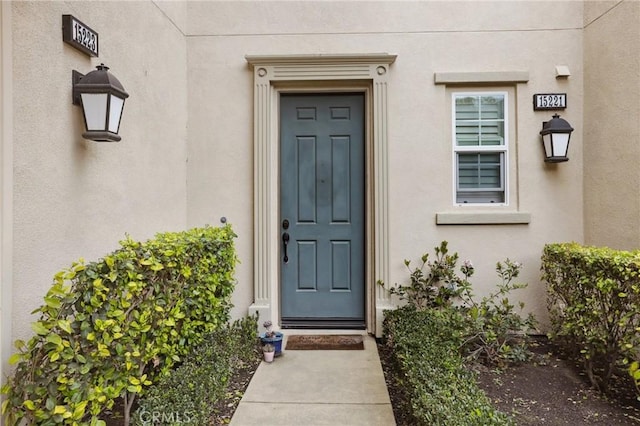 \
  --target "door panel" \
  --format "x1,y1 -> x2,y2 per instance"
280,93 -> 365,326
